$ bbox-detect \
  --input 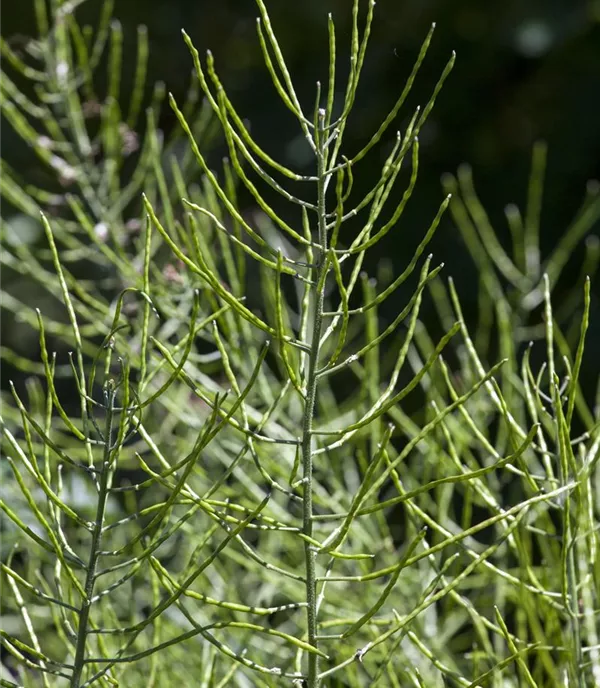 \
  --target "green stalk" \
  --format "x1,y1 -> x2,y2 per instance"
302,108 -> 329,687
70,382 -> 116,688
